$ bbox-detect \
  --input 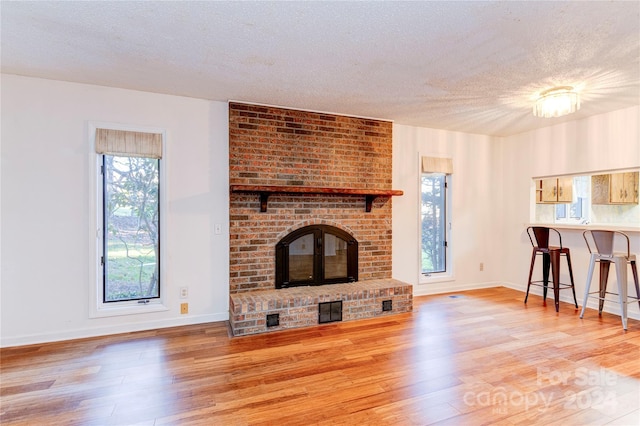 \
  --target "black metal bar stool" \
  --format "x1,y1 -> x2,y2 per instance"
525,226 -> 578,312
